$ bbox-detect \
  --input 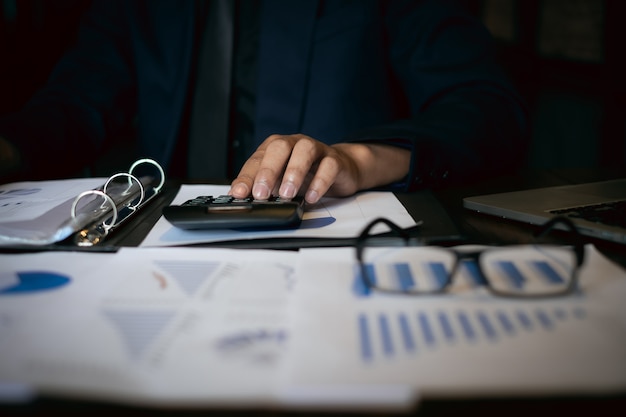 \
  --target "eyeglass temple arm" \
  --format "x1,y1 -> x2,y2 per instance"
358,218 -> 413,241
535,216 -> 585,267
355,217 -> 415,262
